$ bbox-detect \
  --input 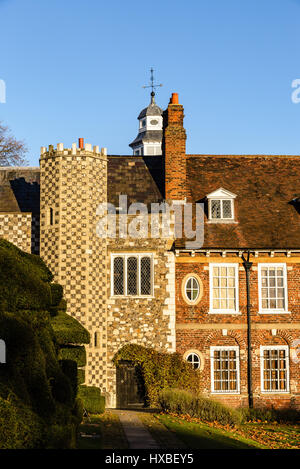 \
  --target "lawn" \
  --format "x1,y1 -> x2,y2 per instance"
153,414 -> 266,449
154,413 -> 300,450
78,412 -> 128,449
